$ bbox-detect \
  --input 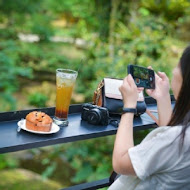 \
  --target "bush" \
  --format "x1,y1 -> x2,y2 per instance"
28,92 -> 48,108
29,15 -> 54,42
0,40 -> 33,111
0,155 -> 19,170
141,0 -> 190,21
